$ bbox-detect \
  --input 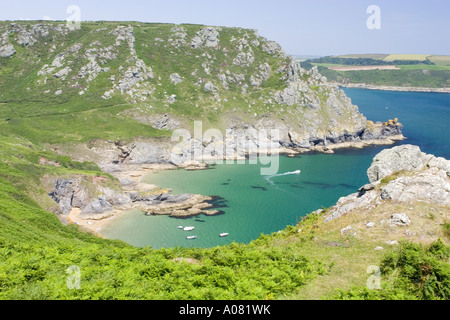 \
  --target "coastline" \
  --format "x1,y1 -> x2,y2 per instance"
69,135 -> 406,236
339,83 -> 450,93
